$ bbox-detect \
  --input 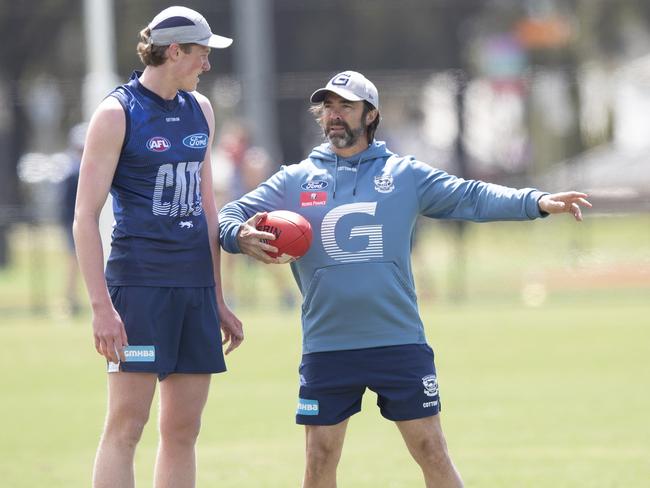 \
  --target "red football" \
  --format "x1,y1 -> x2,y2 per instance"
256,210 -> 313,263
